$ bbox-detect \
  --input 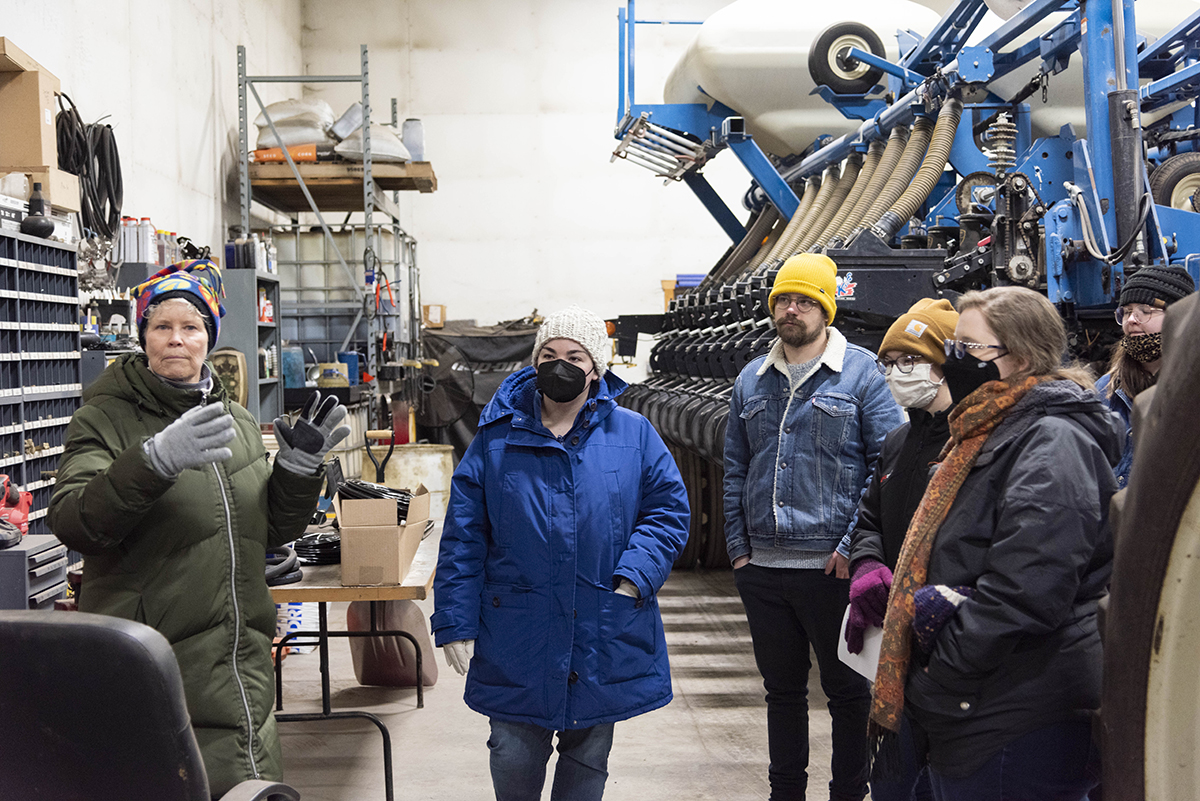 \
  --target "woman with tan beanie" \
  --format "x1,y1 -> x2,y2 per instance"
869,287 -> 1120,800
845,298 -> 958,799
